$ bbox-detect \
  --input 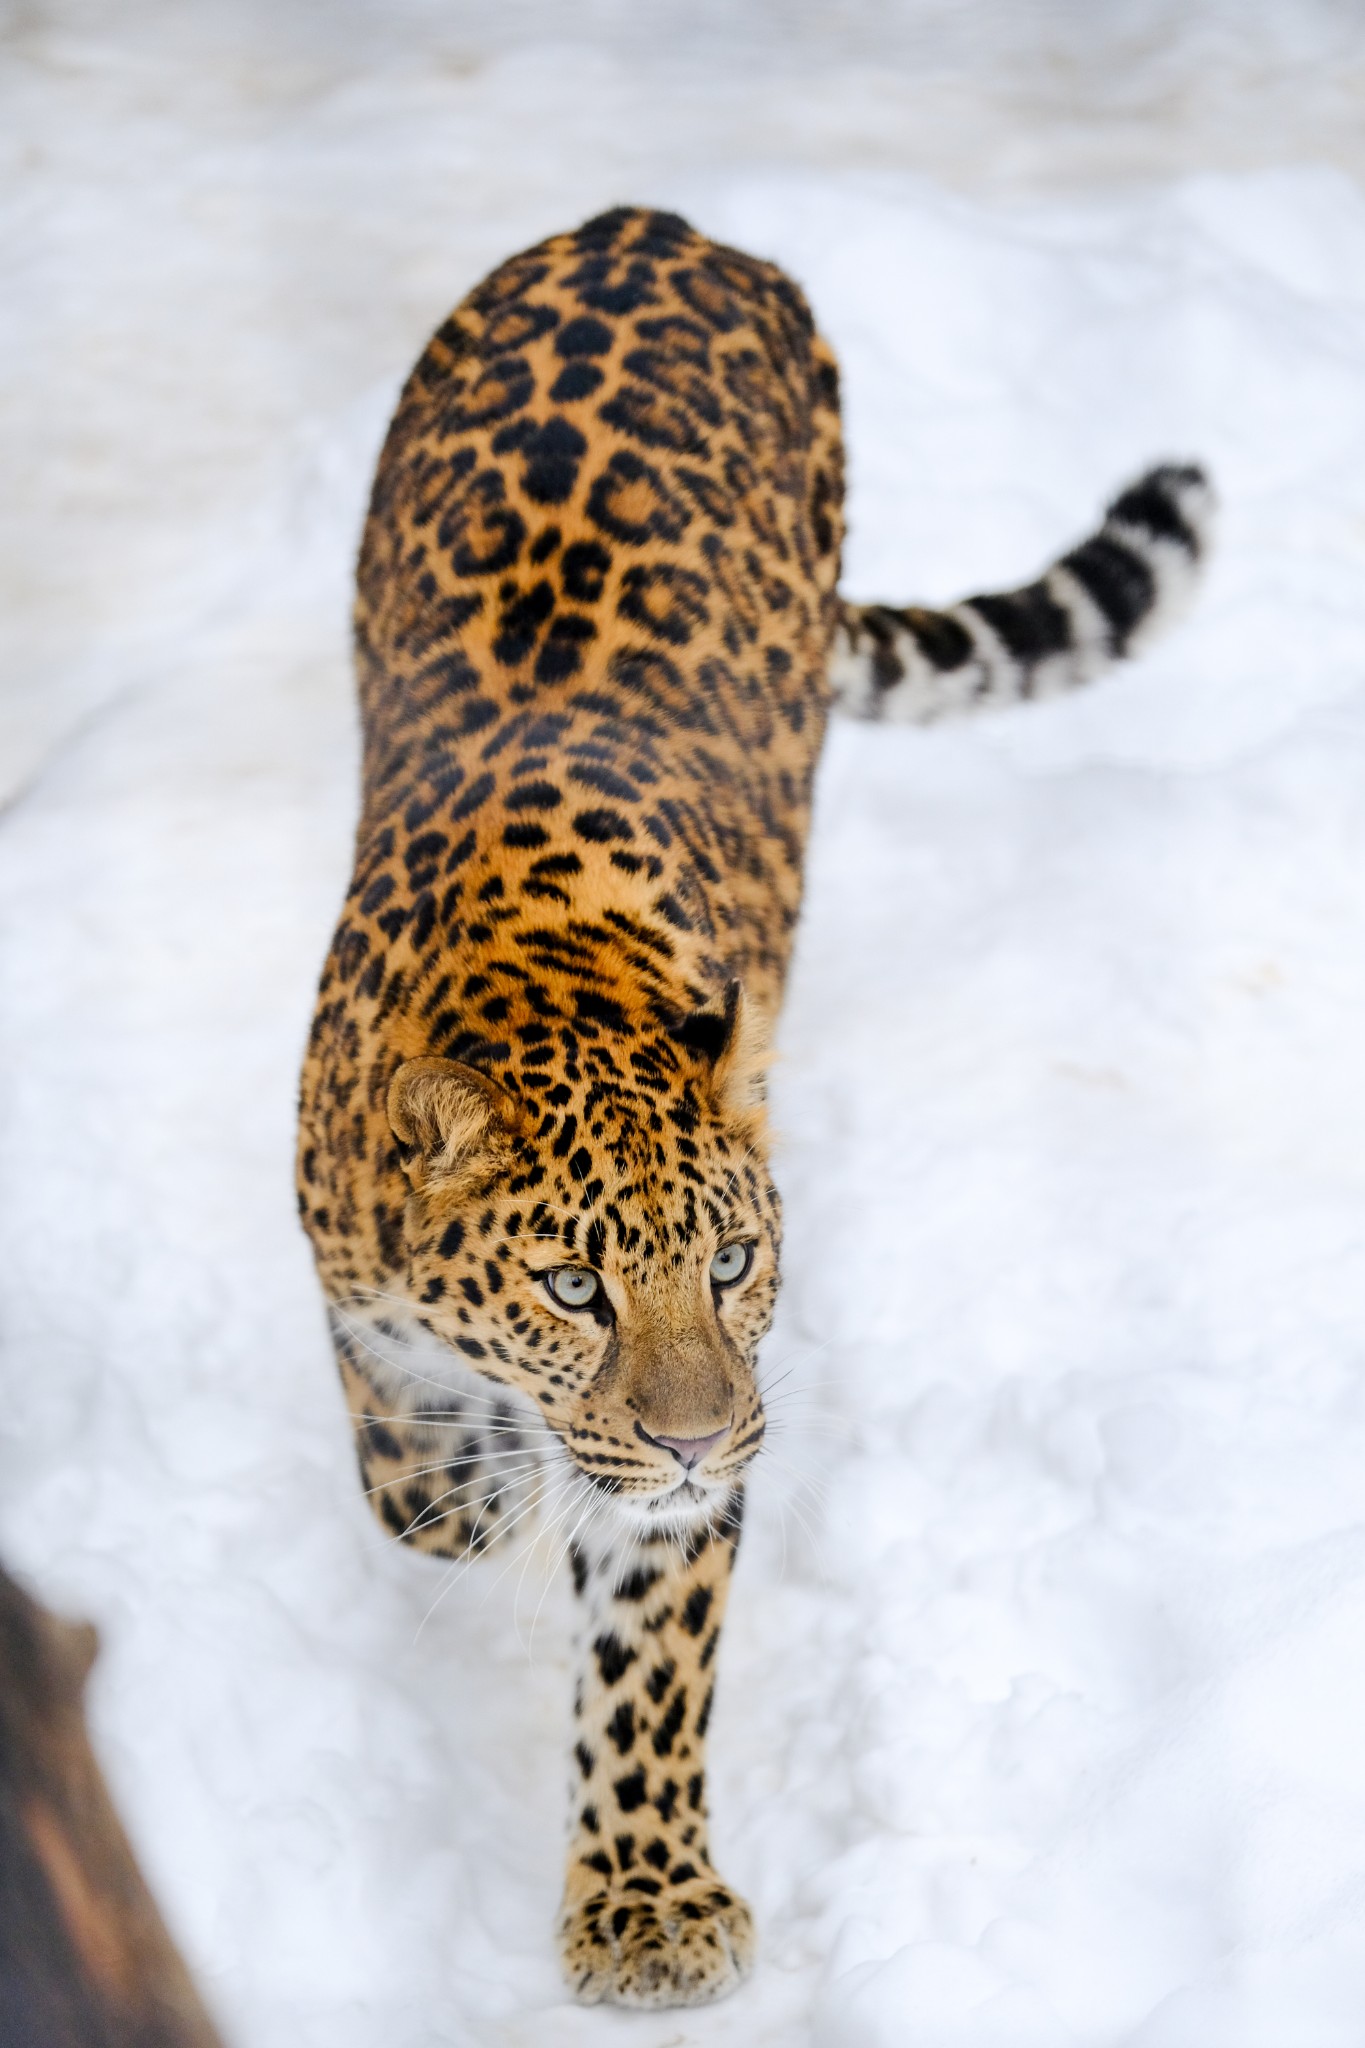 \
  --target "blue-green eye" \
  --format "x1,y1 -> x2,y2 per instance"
545,1267 -> 600,1309
709,1243 -> 753,1287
